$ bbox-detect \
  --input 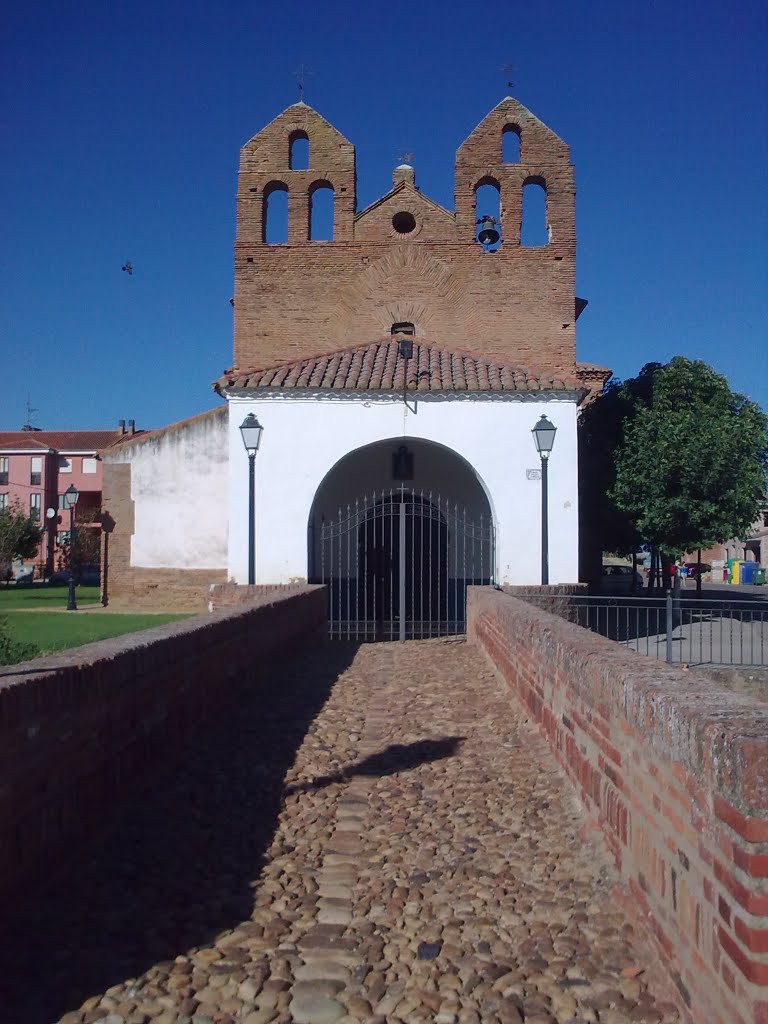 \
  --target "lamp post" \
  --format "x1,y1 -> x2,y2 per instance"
62,484 -> 80,610
532,415 -> 557,585
239,413 -> 264,585
396,334 -> 413,407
